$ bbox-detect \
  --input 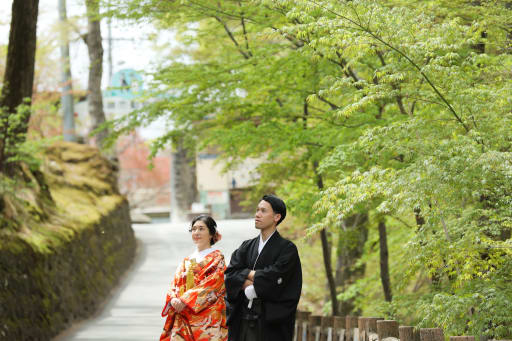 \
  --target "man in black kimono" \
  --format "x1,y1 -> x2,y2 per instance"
225,194 -> 302,341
